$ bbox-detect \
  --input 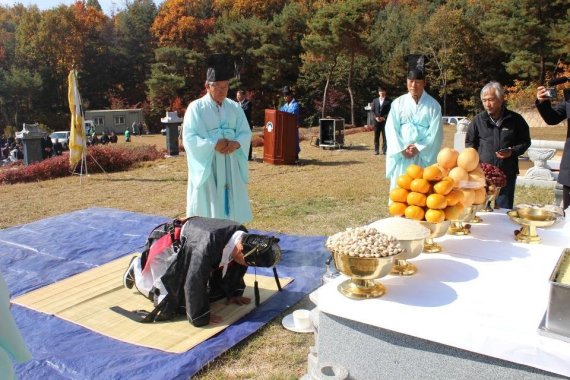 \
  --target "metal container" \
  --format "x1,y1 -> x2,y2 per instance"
545,248 -> 570,338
